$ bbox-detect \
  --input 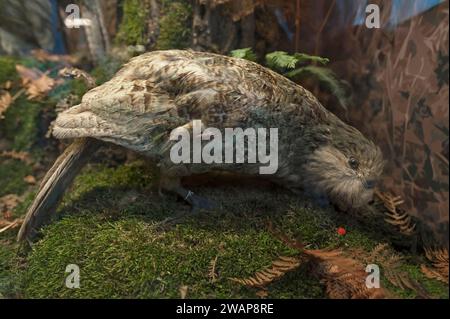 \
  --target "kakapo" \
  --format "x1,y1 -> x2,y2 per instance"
18,50 -> 384,242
